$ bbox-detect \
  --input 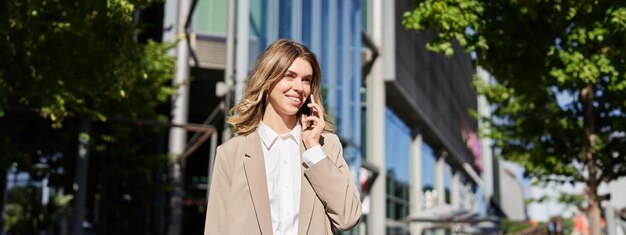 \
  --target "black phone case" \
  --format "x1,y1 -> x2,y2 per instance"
300,97 -> 312,116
